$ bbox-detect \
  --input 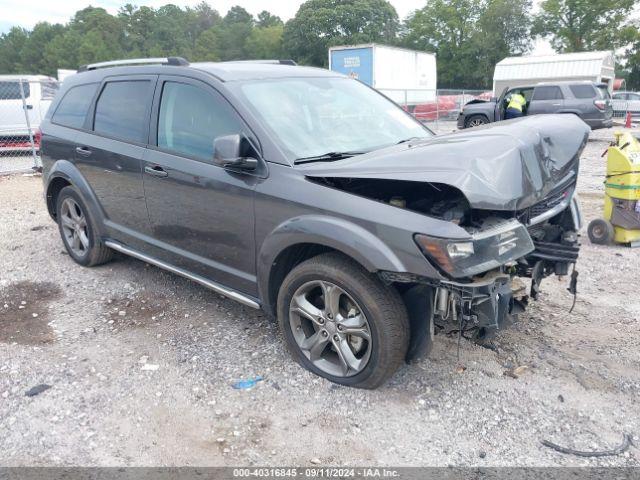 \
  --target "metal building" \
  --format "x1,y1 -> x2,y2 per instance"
493,51 -> 615,95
